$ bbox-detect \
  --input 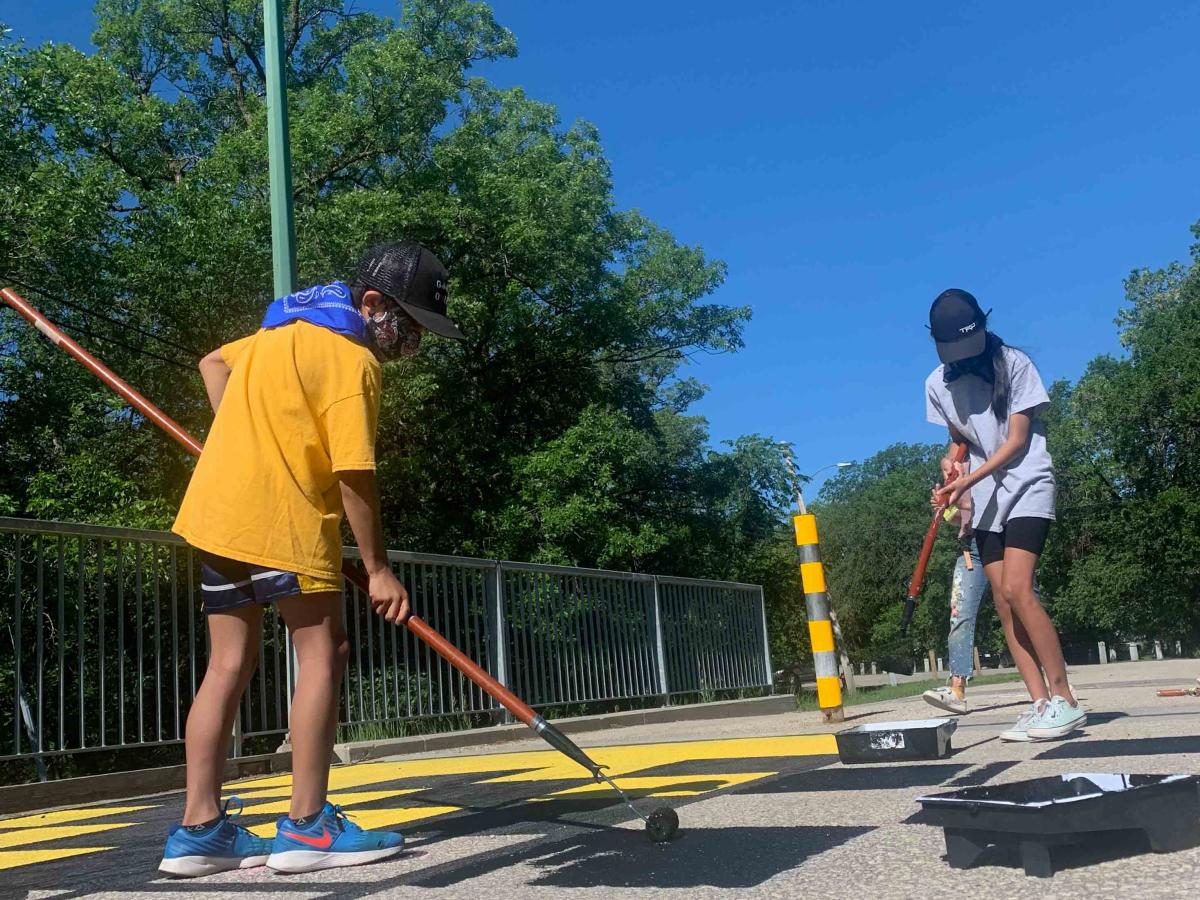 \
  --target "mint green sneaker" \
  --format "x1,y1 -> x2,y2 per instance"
998,699 -> 1047,742
1026,695 -> 1087,740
